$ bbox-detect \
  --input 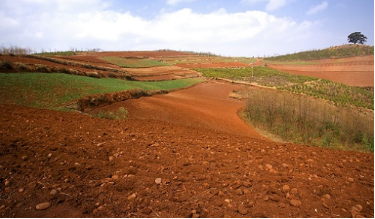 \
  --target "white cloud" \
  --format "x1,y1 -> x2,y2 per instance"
241,0 -> 289,11
166,0 -> 197,6
306,1 -> 328,15
0,0 -> 321,56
